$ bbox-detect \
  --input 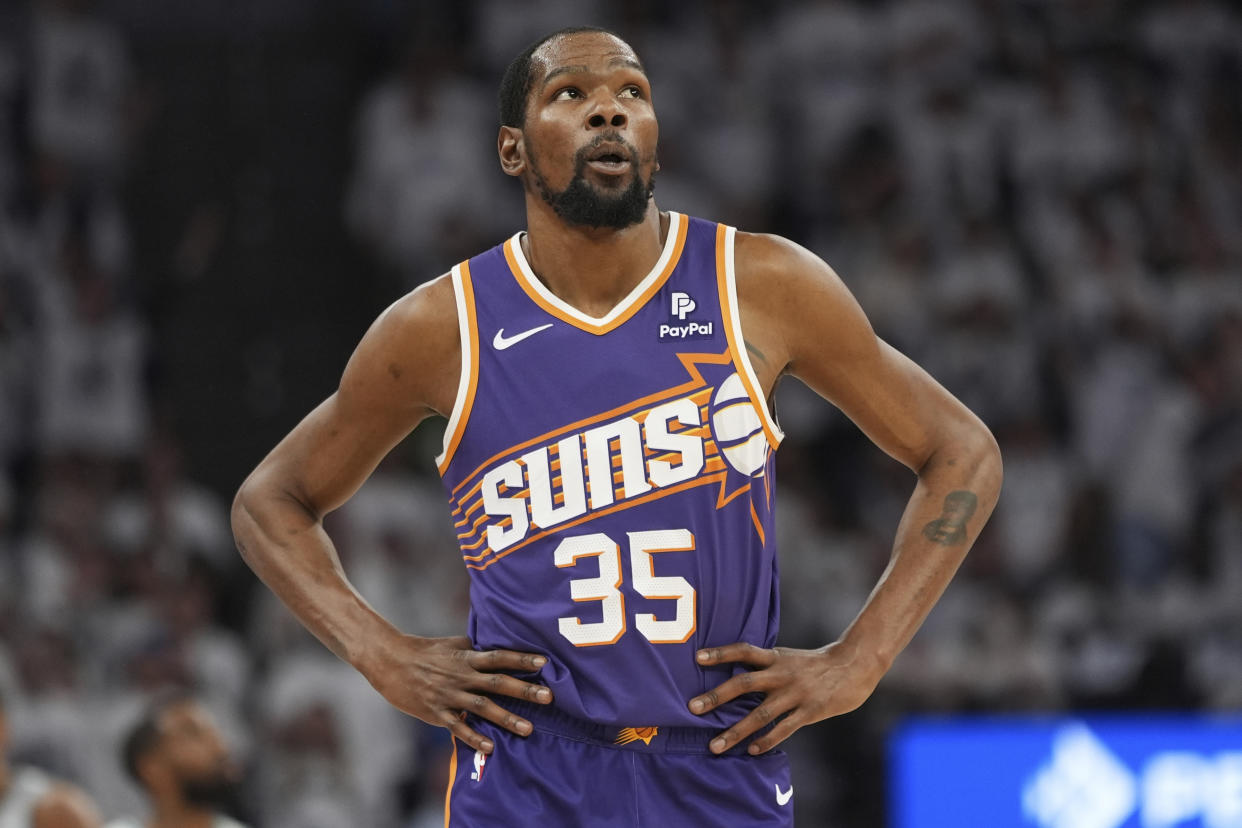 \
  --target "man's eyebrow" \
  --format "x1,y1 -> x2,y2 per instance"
541,64 -> 590,87
609,56 -> 645,73
540,57 -> 647,88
